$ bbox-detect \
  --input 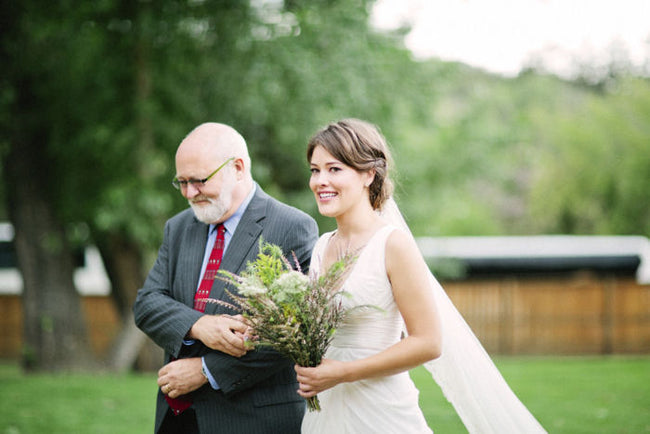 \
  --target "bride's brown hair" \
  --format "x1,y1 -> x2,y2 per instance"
307,118 -> 394,210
